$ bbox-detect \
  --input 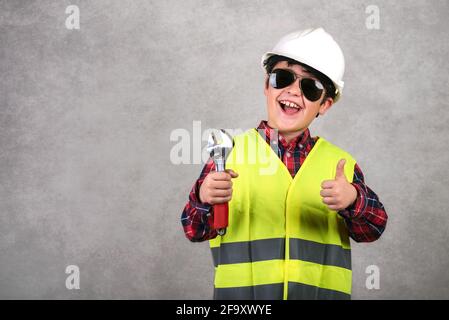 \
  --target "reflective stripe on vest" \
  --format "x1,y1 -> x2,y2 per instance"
209,129 -> 356,300
211,238 -> 351,269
